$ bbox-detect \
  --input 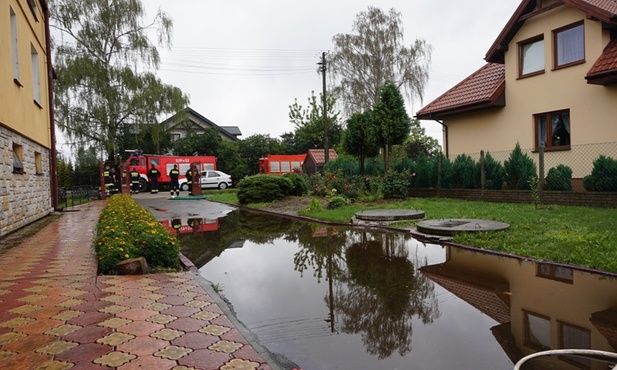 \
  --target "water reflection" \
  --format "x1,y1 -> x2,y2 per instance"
176,209 -> 617,370
422,245 -> 617,369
